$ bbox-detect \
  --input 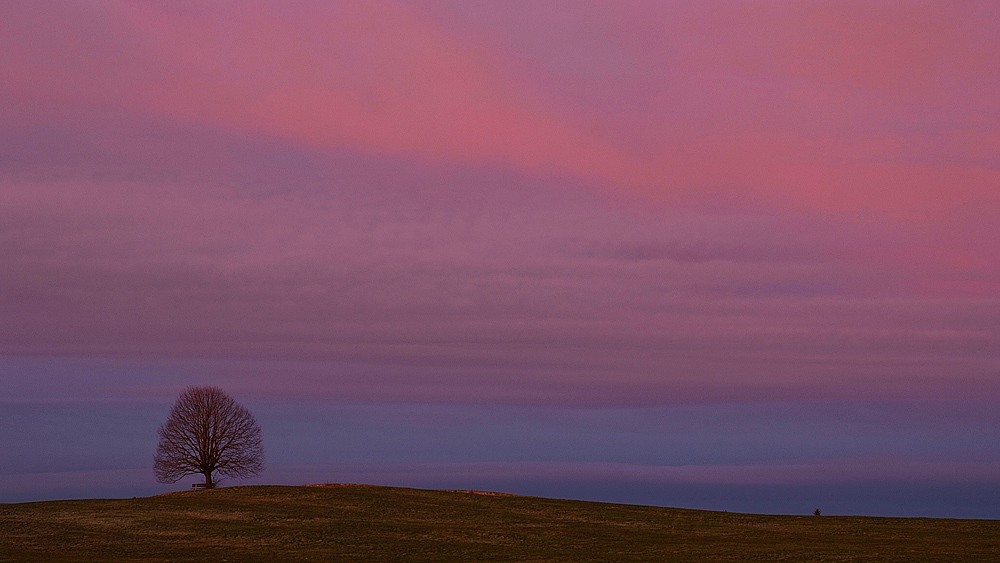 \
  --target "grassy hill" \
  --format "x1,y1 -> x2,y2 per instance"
1,484 -> 998,562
